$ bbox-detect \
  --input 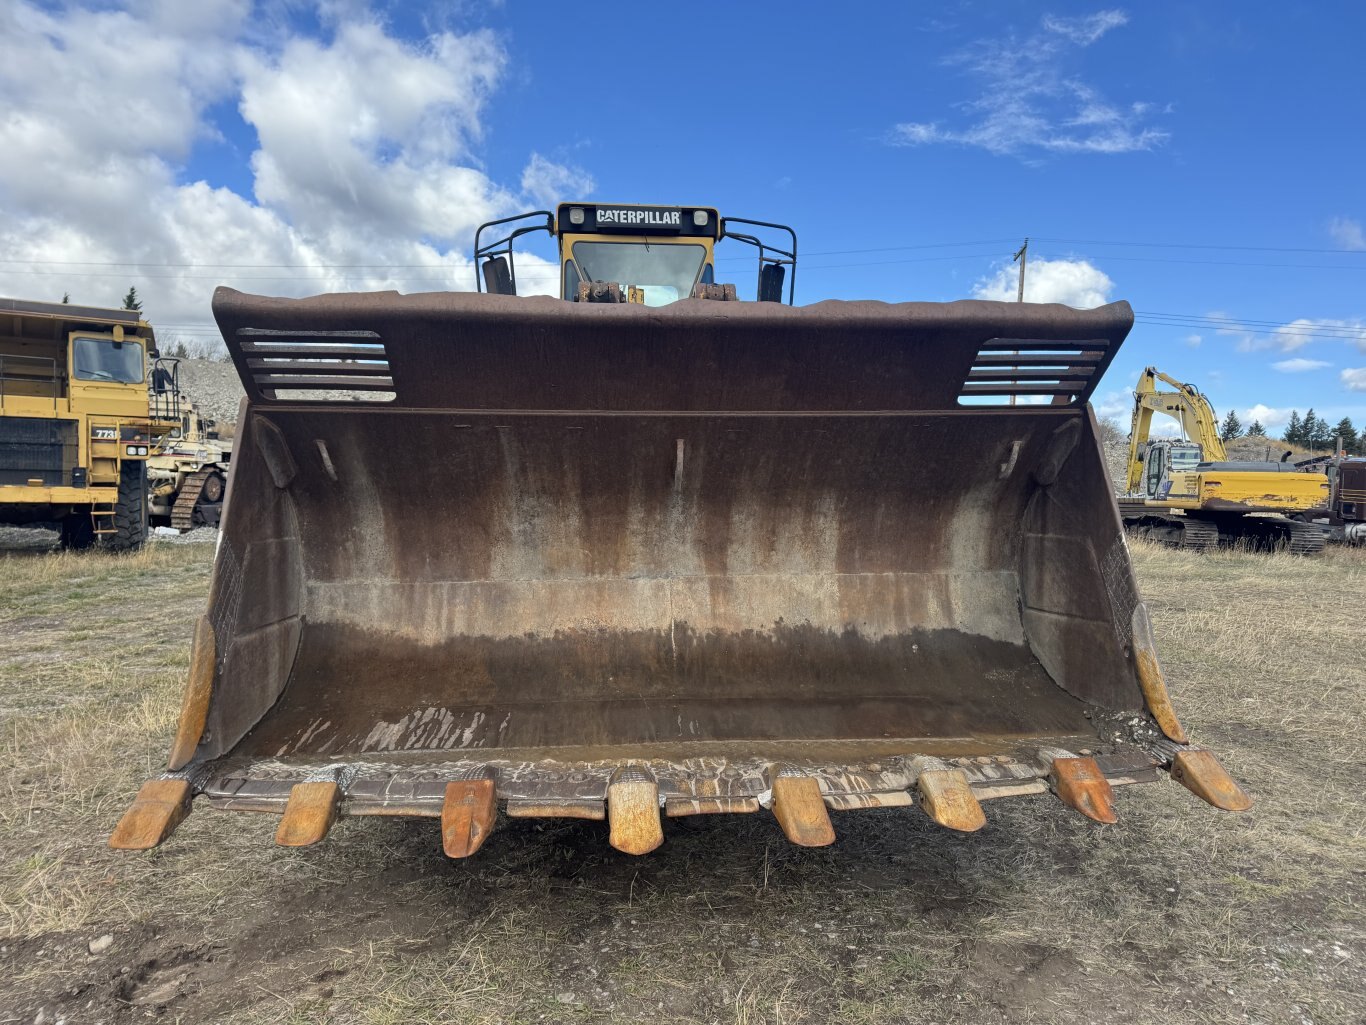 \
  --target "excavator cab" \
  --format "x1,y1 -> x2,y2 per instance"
1141,440 -> 1202,499
109,210 -> 1253,860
